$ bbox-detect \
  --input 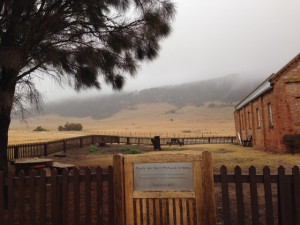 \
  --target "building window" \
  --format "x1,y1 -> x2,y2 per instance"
268,103 -> 274,128
248,112 -> 251,129
256,108 -> 261,128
